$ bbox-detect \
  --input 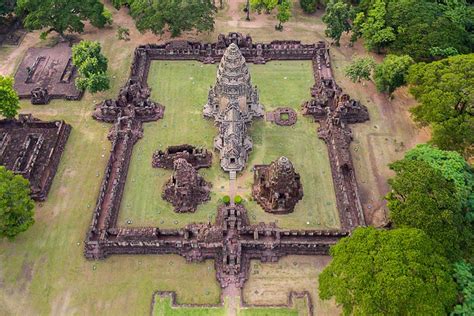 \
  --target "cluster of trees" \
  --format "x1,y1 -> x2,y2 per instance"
251,0 -> 292,30
71,41 -> 110,93
112,0 -> 217,37
17,0 -> 111,39
323,0 -> 474,61
407,54 -> 474,158
320,144 -> 474,314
